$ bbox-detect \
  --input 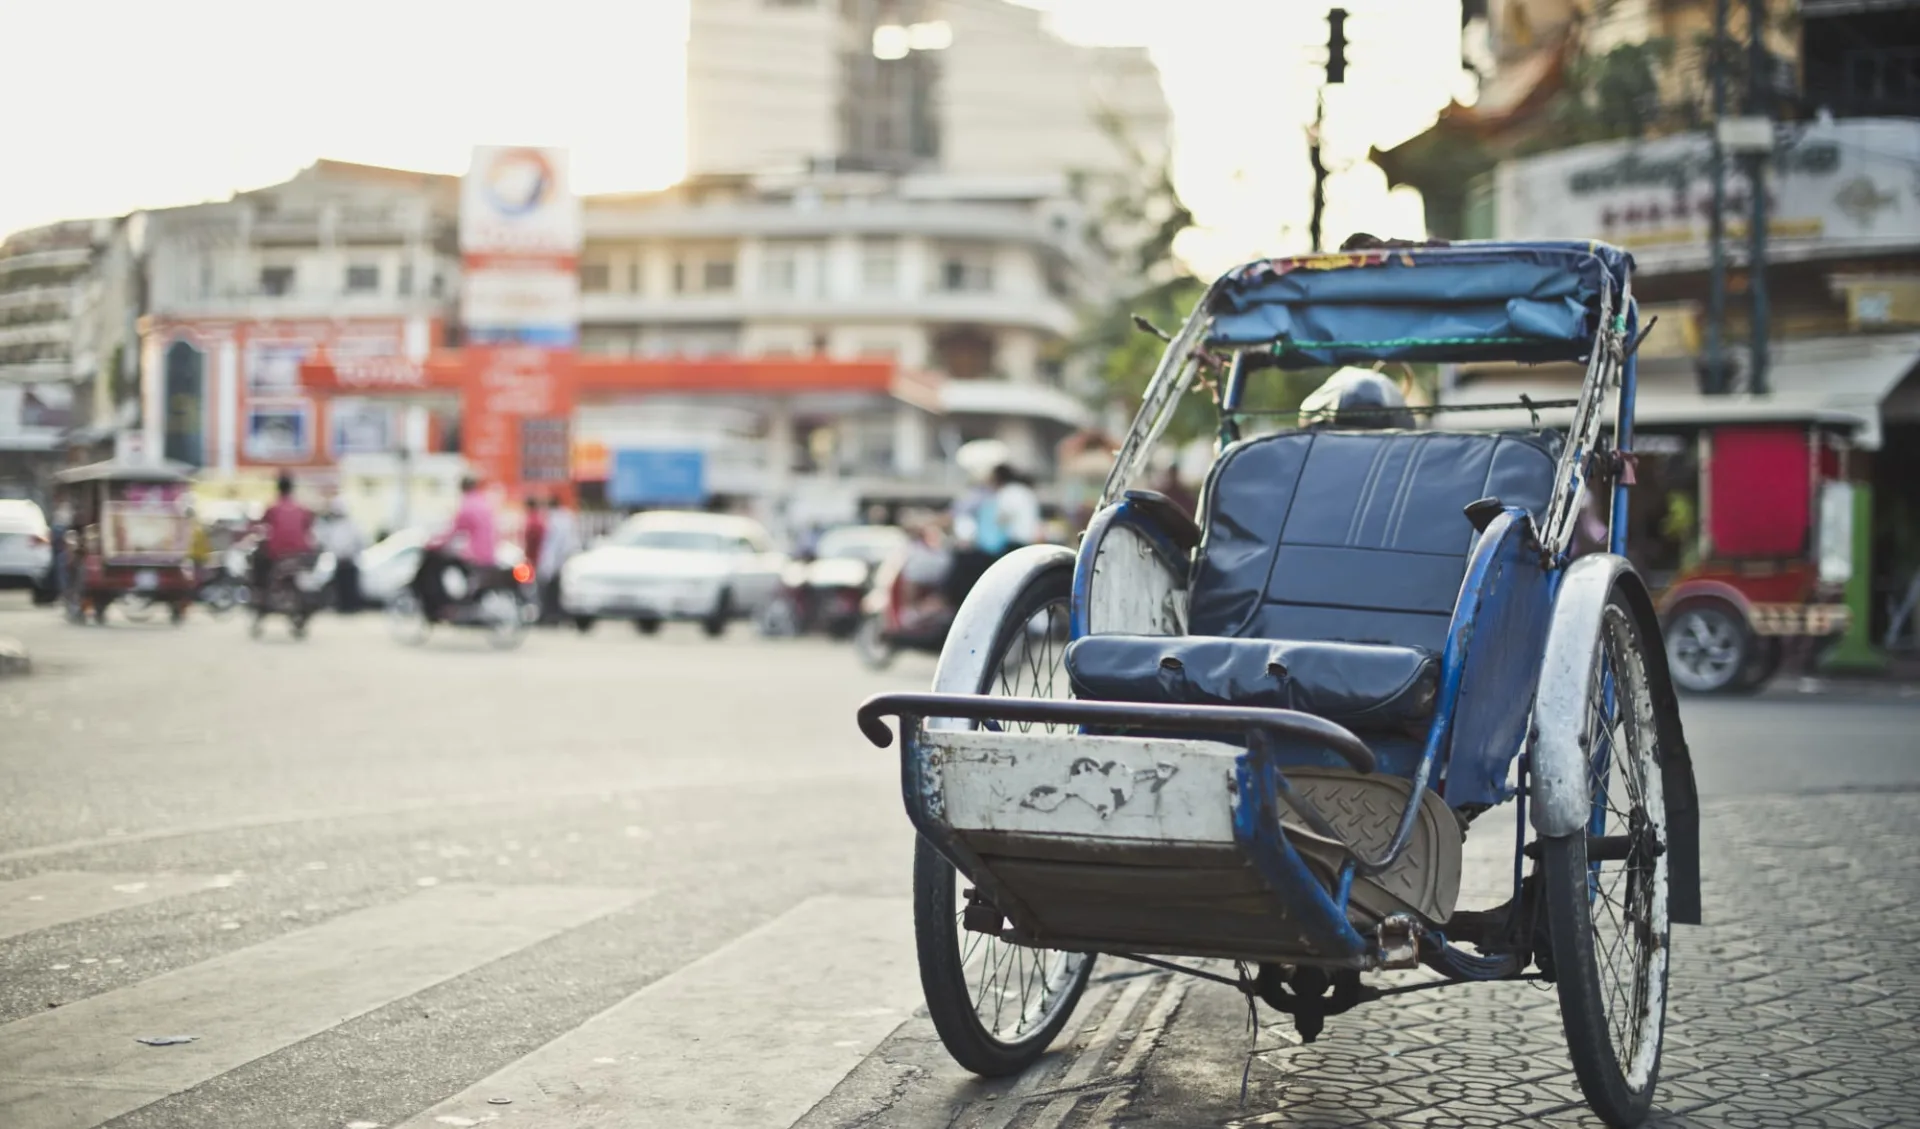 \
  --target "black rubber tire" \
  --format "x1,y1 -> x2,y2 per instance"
913,560 -> 1092,1077
701,591 -> 731,638
634,618 -> 662,636
573,615 -> 596,634
1541,593 -> 1670,1129
854,614 -> 894,670
1732,636 -> 1782,692
1663,599 -> 1752,695
170,602 -> 187,626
